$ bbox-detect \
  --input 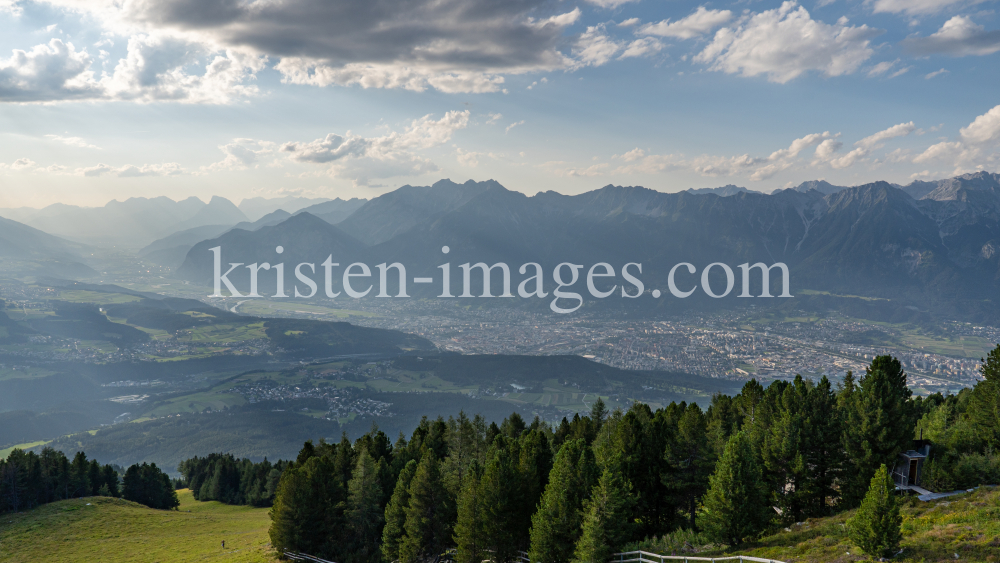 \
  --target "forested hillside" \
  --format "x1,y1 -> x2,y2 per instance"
175,349 -> 1000,562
